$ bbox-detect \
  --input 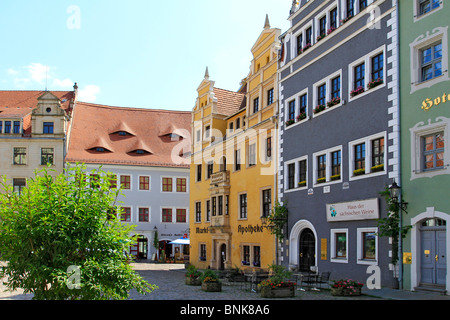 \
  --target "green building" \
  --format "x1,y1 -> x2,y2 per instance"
399,0 -> 449,294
